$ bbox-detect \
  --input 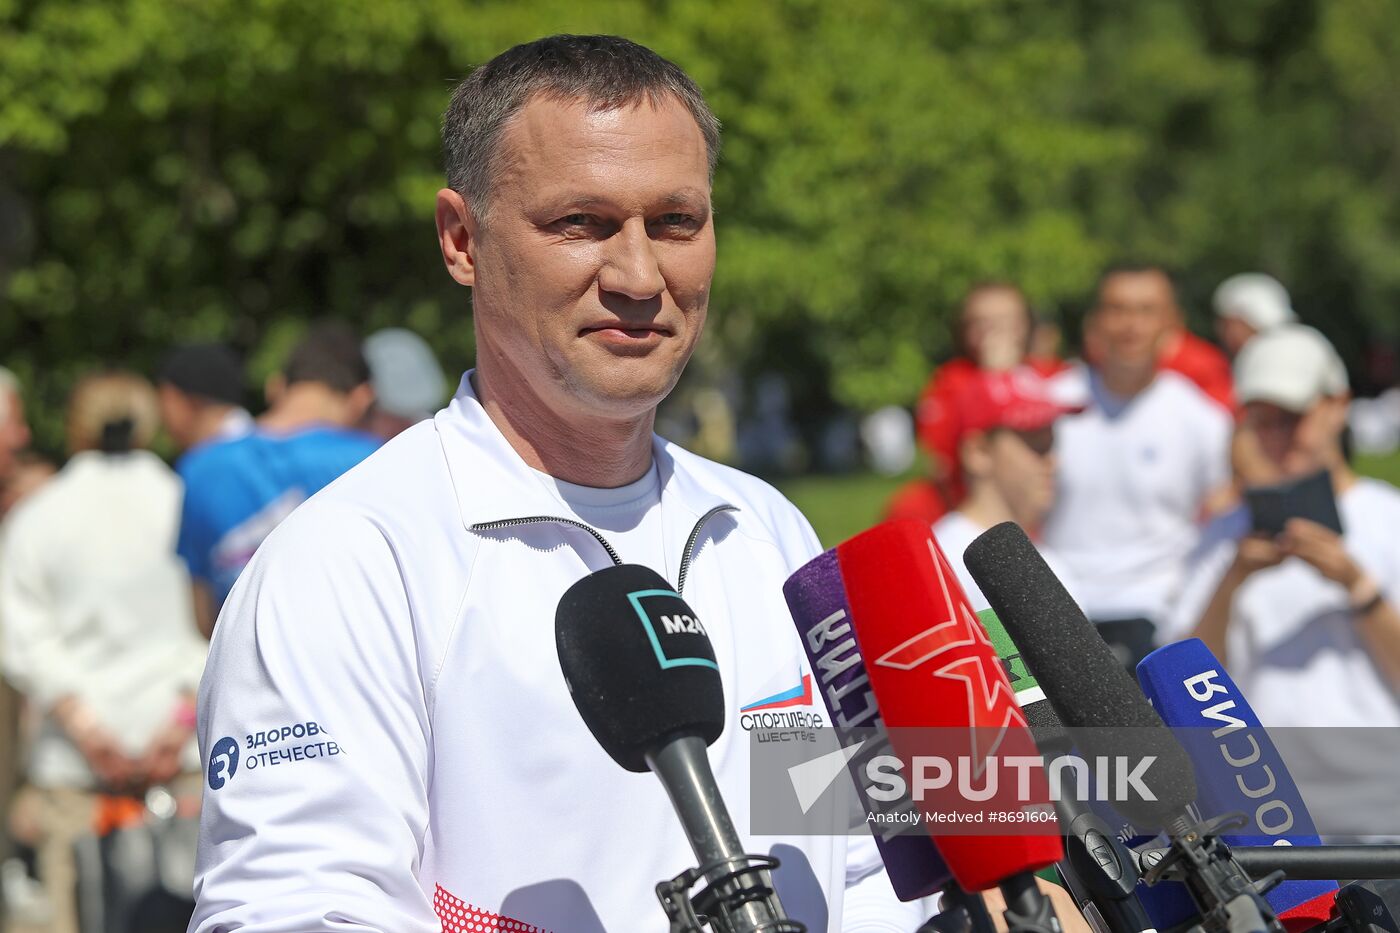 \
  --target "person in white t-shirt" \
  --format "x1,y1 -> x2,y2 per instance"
931,369 -> 1084,612
1042,263 -> 1233,667
190,34 -> 973,933
1173,326 -> 1400,839
0,371 -> 207,933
